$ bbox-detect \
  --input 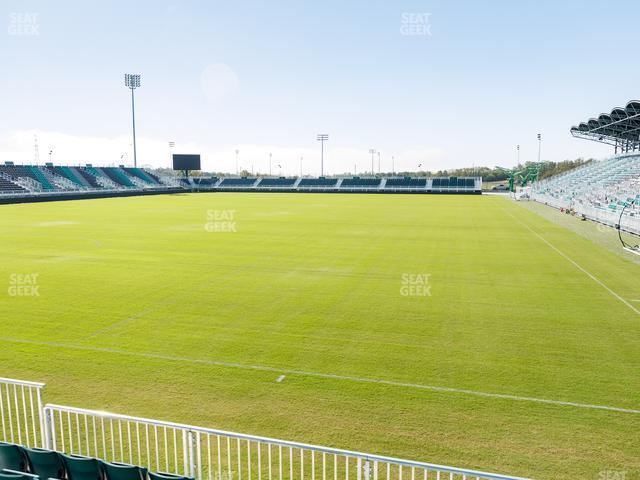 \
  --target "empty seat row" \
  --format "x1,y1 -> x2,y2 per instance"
0,442 -> 192,480
218,178 -> 257,186
340,177 -> 381,187
257,178 -> 296,187
192,177 -> 218,186
0,178 -> 26,193
297,178 -> 337,187
431,177 -> 475,188
385,178 -> 427,188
